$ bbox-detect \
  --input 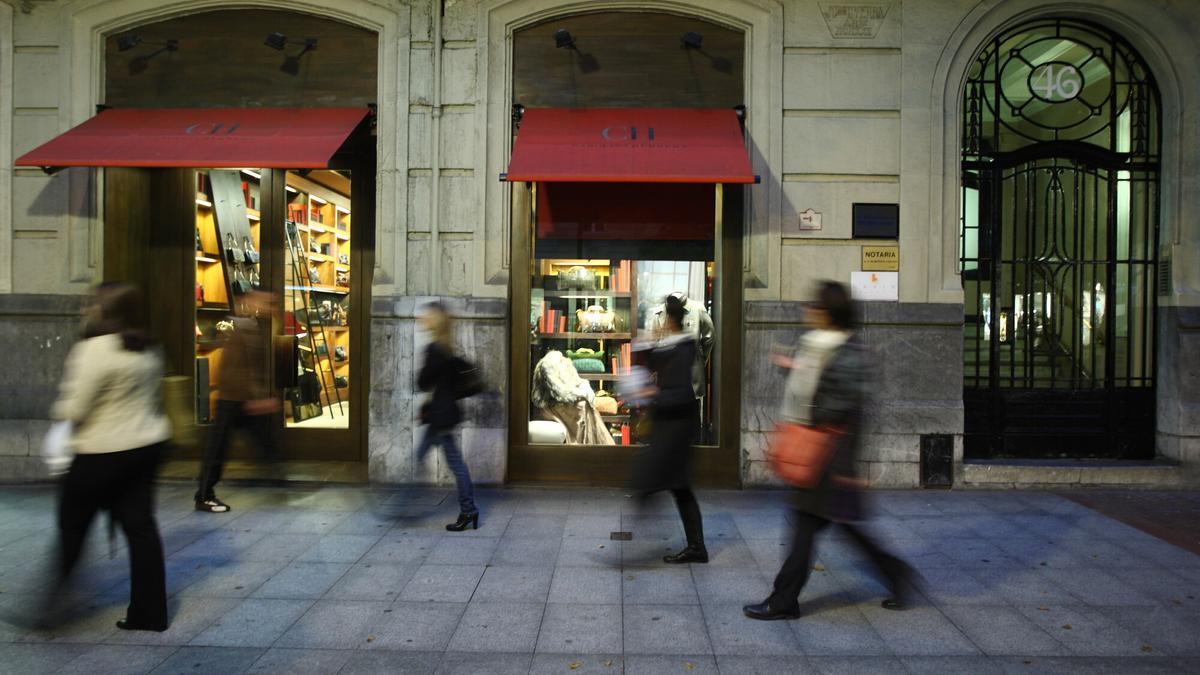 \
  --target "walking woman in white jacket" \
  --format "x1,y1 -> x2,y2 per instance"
46,283 -> 170,631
